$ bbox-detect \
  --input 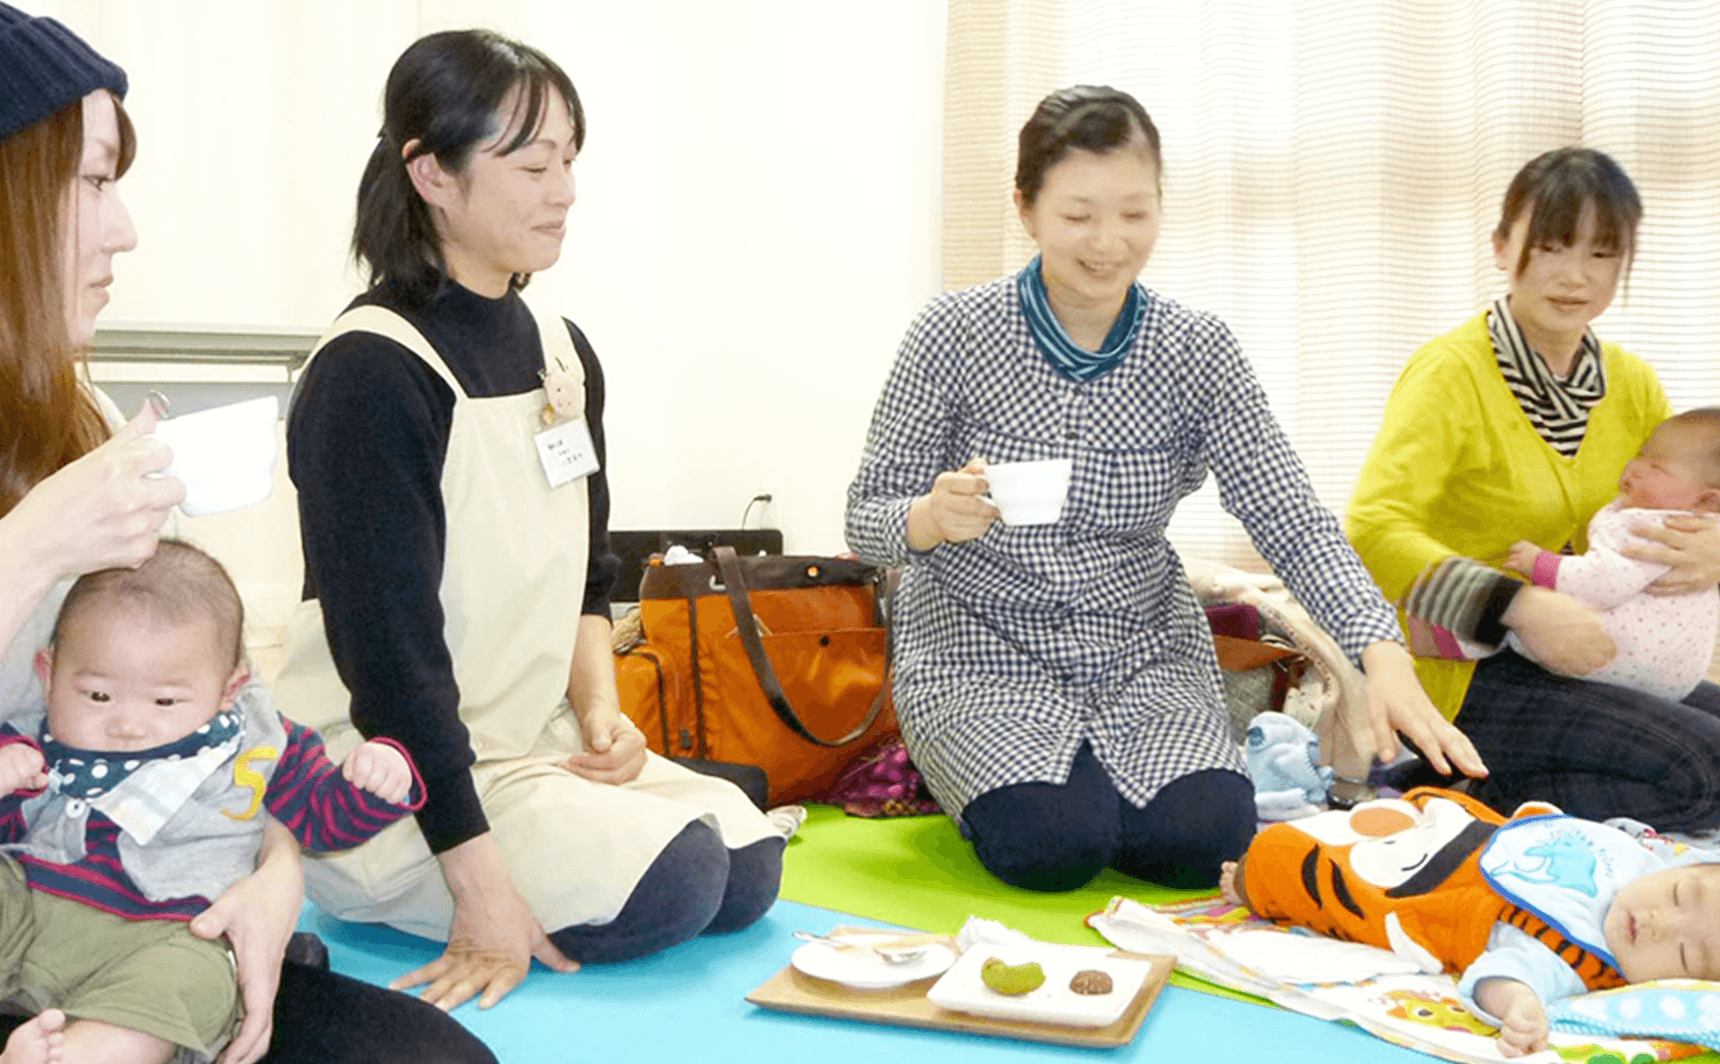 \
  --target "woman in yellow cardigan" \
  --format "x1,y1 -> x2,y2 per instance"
1349,147 -> 1720,832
